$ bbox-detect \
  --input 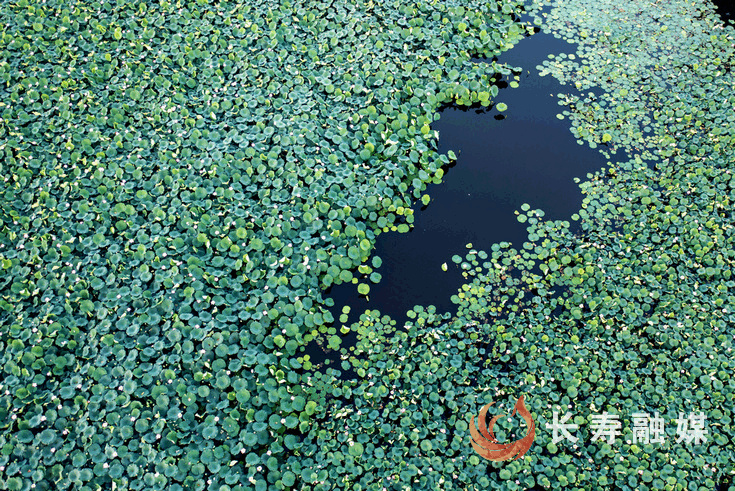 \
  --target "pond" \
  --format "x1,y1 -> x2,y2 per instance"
322,25 -> 622,331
